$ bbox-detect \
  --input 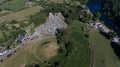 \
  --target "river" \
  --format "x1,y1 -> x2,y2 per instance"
87,1 -> 120,36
